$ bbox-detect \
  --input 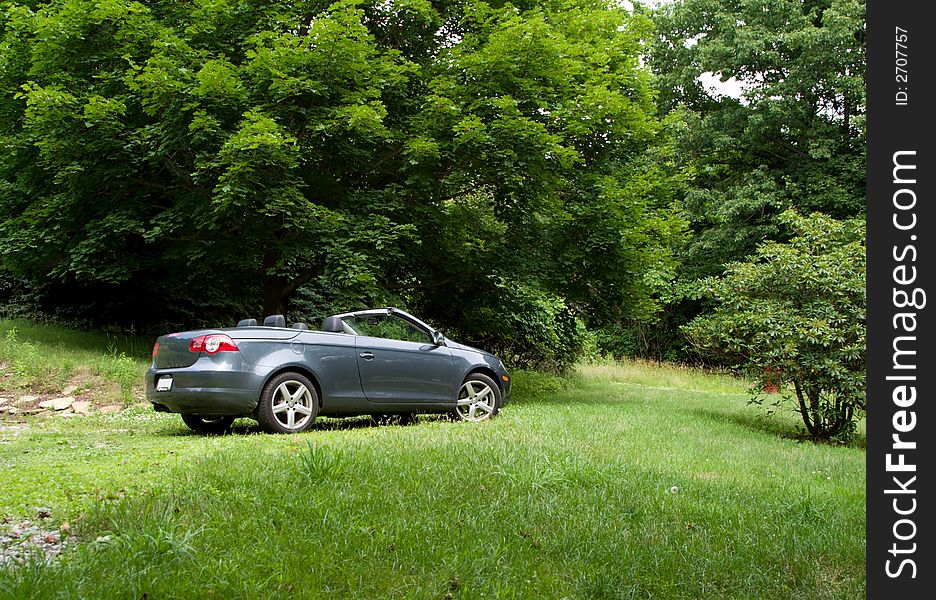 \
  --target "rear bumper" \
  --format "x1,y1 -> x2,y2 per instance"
148,387 -> 258,416
146,357 -> 263,416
